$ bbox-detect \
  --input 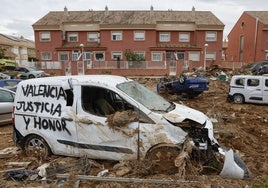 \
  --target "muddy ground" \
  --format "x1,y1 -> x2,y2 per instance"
0,73 -> 267,187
